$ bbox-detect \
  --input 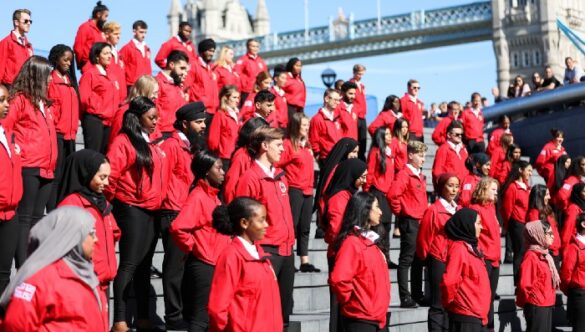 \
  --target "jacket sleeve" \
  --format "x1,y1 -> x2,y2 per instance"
308,117 -> 321,158
206,112 -> 222,153
1,281 -> 44,331
431,120 -> 447,146
329,239 -> 360,305
79,72 -> 102,115
560,244 -> 578,294
432,145 -> 447,184
416,206 -> 436,260
516,254 -> 538,307
104,137 -> 134,201
0,39 -> 8,83
440,244 -> 465,307
562,207 -> 579,248
534,146 -> 549,173
223,156 -> 246,204
234,172 -> 259,201
325,192 -> 349,244
557,180 -> 573,211
2,94 -> 24,132
47,82 -> 62,125
170,194 -> 199,253
365,148 -> 379,192
388,171 -> 407,215
154,42 -> 170,70
208,250 -> 242,332
500,185 -> 516,228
